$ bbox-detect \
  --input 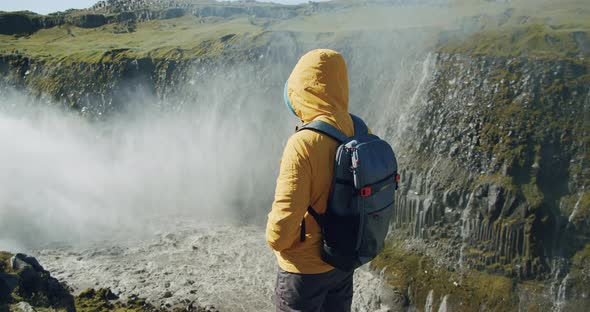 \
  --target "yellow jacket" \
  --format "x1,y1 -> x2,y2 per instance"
266,49 -> 355,274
